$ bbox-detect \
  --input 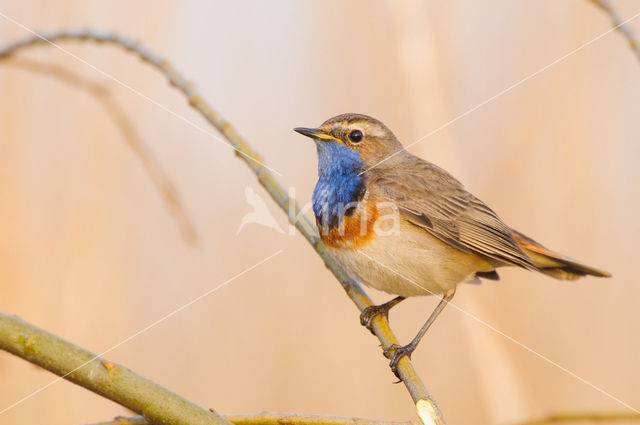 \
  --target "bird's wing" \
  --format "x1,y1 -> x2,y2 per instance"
371,157 -> 538,270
